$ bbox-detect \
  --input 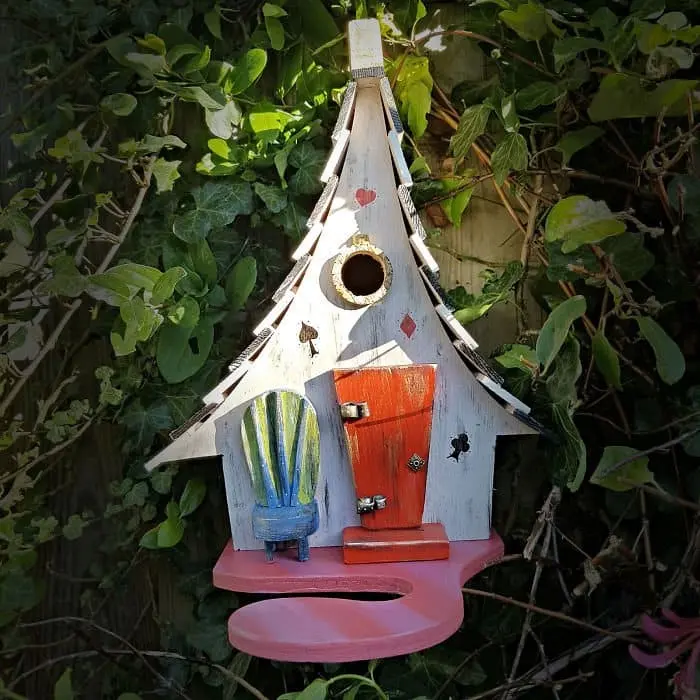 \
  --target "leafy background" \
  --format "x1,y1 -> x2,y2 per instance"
1,0 -> 699,698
